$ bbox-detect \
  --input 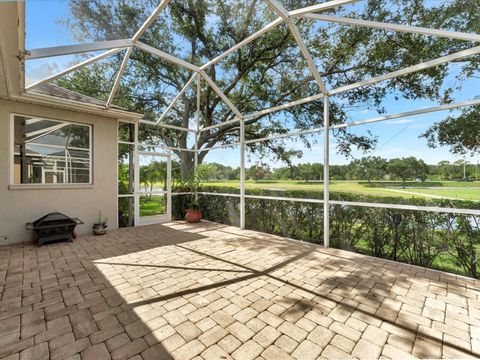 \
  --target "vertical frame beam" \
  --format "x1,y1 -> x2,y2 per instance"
194,76 -> 201,200
323,96 -> 330,248
133,121 -> 139,227
240,118 -> 246,229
